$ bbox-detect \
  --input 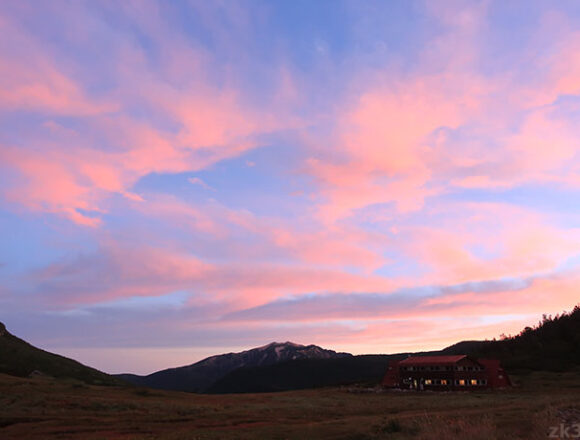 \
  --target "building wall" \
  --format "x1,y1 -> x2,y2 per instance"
399,370 -> 489,390
384,357 -> 509,390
